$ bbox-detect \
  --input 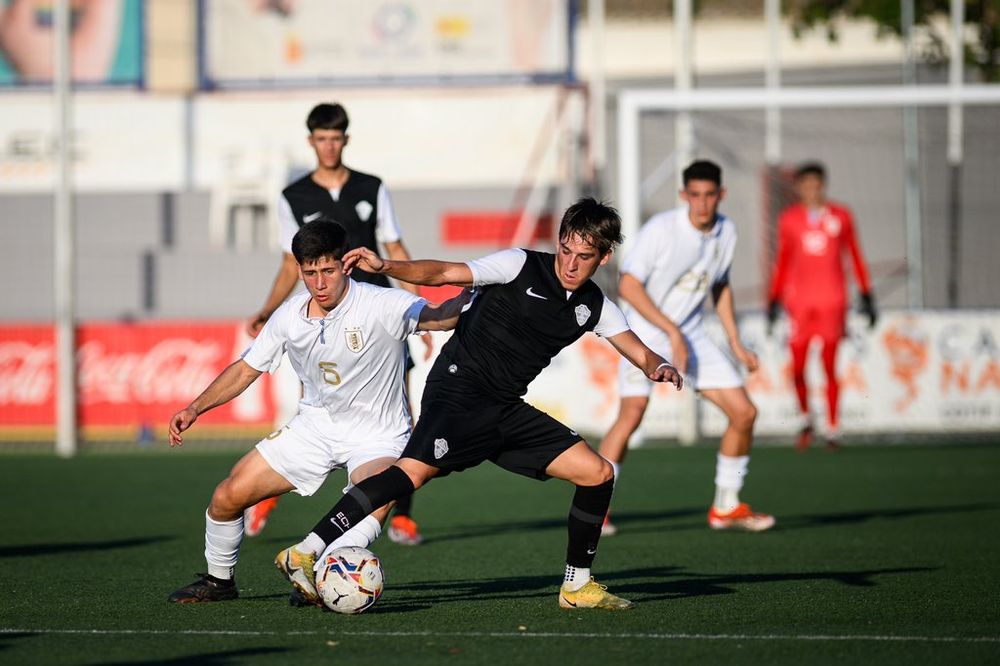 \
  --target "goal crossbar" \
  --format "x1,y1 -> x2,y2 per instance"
616,83 -> 1000,255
